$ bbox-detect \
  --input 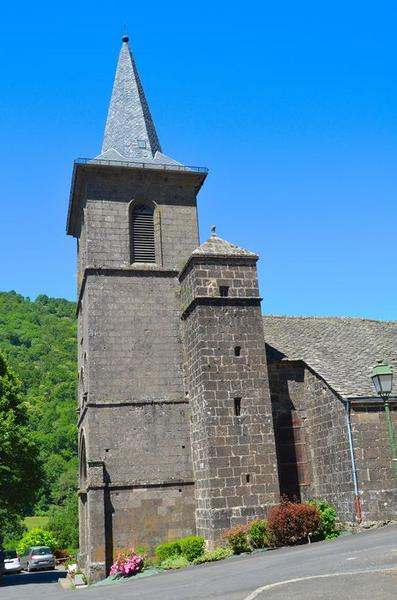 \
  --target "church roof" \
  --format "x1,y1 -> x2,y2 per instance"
192,229 -> 258,258
263,315 -> 397,398
97,35 -> 179,166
